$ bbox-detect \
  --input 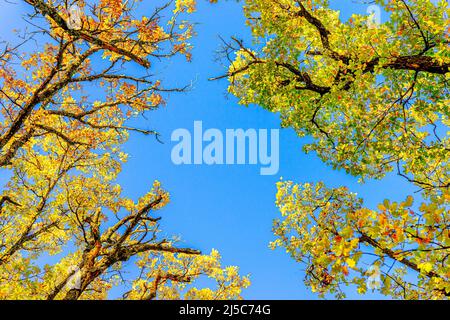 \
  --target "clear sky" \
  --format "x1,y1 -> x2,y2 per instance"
0,0 -> 419,299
